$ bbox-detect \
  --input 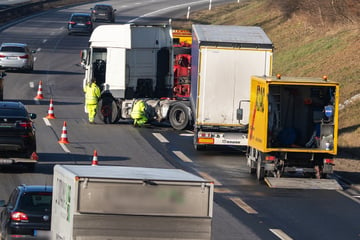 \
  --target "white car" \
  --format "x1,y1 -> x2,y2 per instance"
0,43 -> 36,72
